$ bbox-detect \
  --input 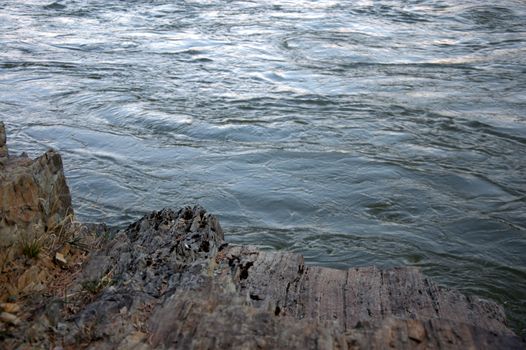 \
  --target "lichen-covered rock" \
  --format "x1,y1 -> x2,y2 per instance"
59,206 -> 224,347
0,122 -> 73,247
